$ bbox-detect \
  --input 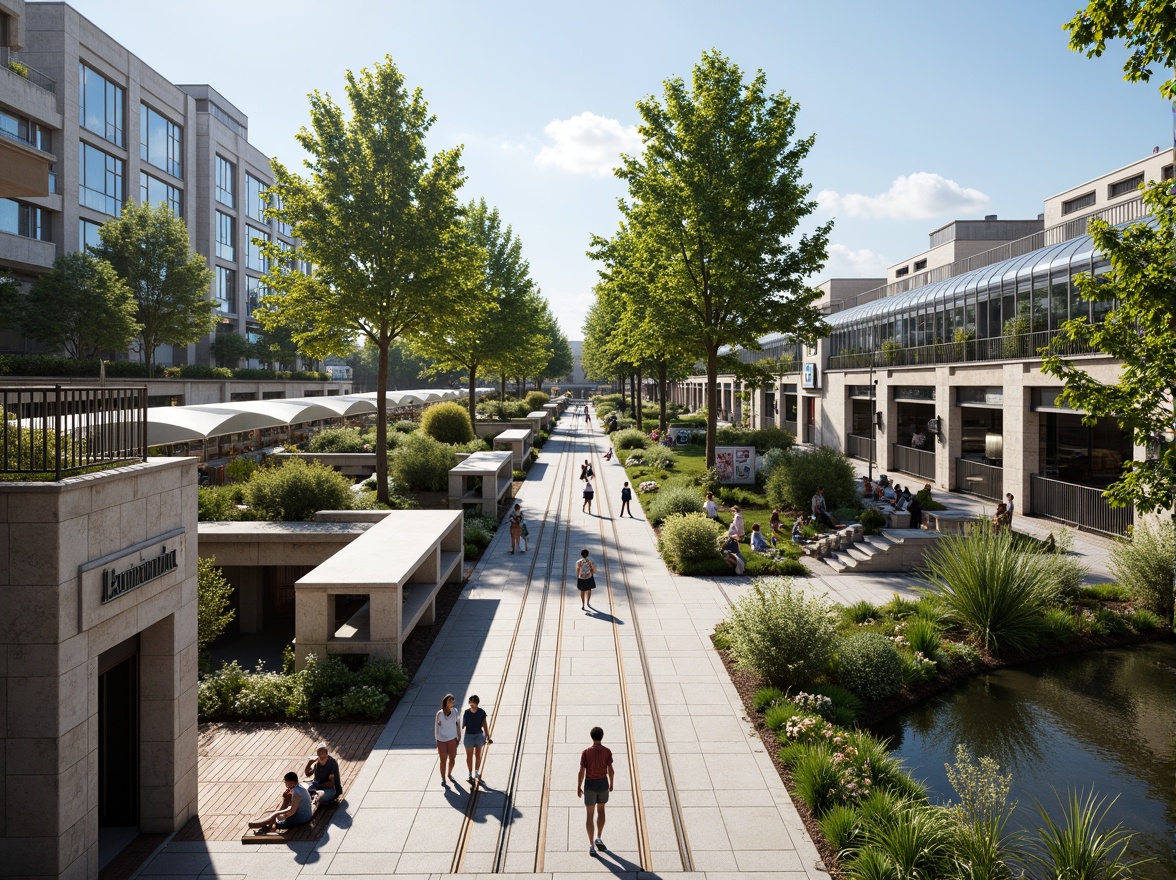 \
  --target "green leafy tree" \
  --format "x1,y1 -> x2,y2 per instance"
1043,182 -> 1176,515
591,51 -> 831,466
537,318 -> 574,392
484,288 -> 550,403
411,198 -> 535,422
1065,0 -> 1176,99
90,201 -> 215,376
0,252 -> 139,359
197,556 -> 236,652
258,56 -> 480,503
210,329 -> 252,368
251,323 -> 300,370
